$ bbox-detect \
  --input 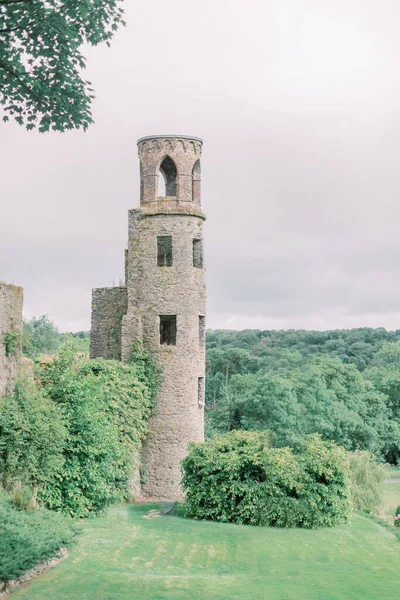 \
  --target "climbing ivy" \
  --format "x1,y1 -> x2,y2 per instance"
3,329 -> 23,356
37,345 -> 160,517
